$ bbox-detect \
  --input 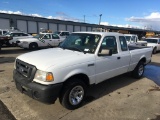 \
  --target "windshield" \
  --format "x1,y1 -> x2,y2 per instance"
125,36 -> 131,41
144,39 -> 158,43
33,34 -> 44,39
4,32 -> 11,36
3,31 -> 7,35
60,33 -> 101,54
